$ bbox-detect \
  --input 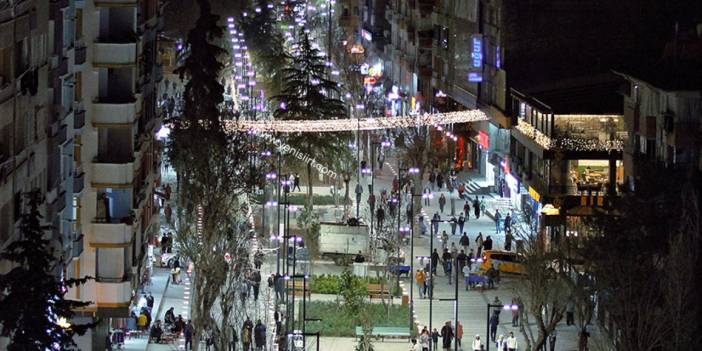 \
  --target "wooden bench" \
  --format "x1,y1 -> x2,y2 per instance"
355,326 -> 411,341
367,283 -> 391,299
287,280 -> 311,297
